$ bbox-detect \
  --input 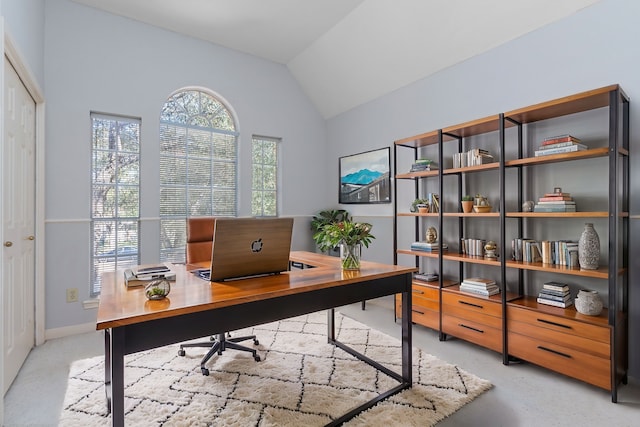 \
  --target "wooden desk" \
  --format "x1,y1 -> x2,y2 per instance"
97,251 -> 415,426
